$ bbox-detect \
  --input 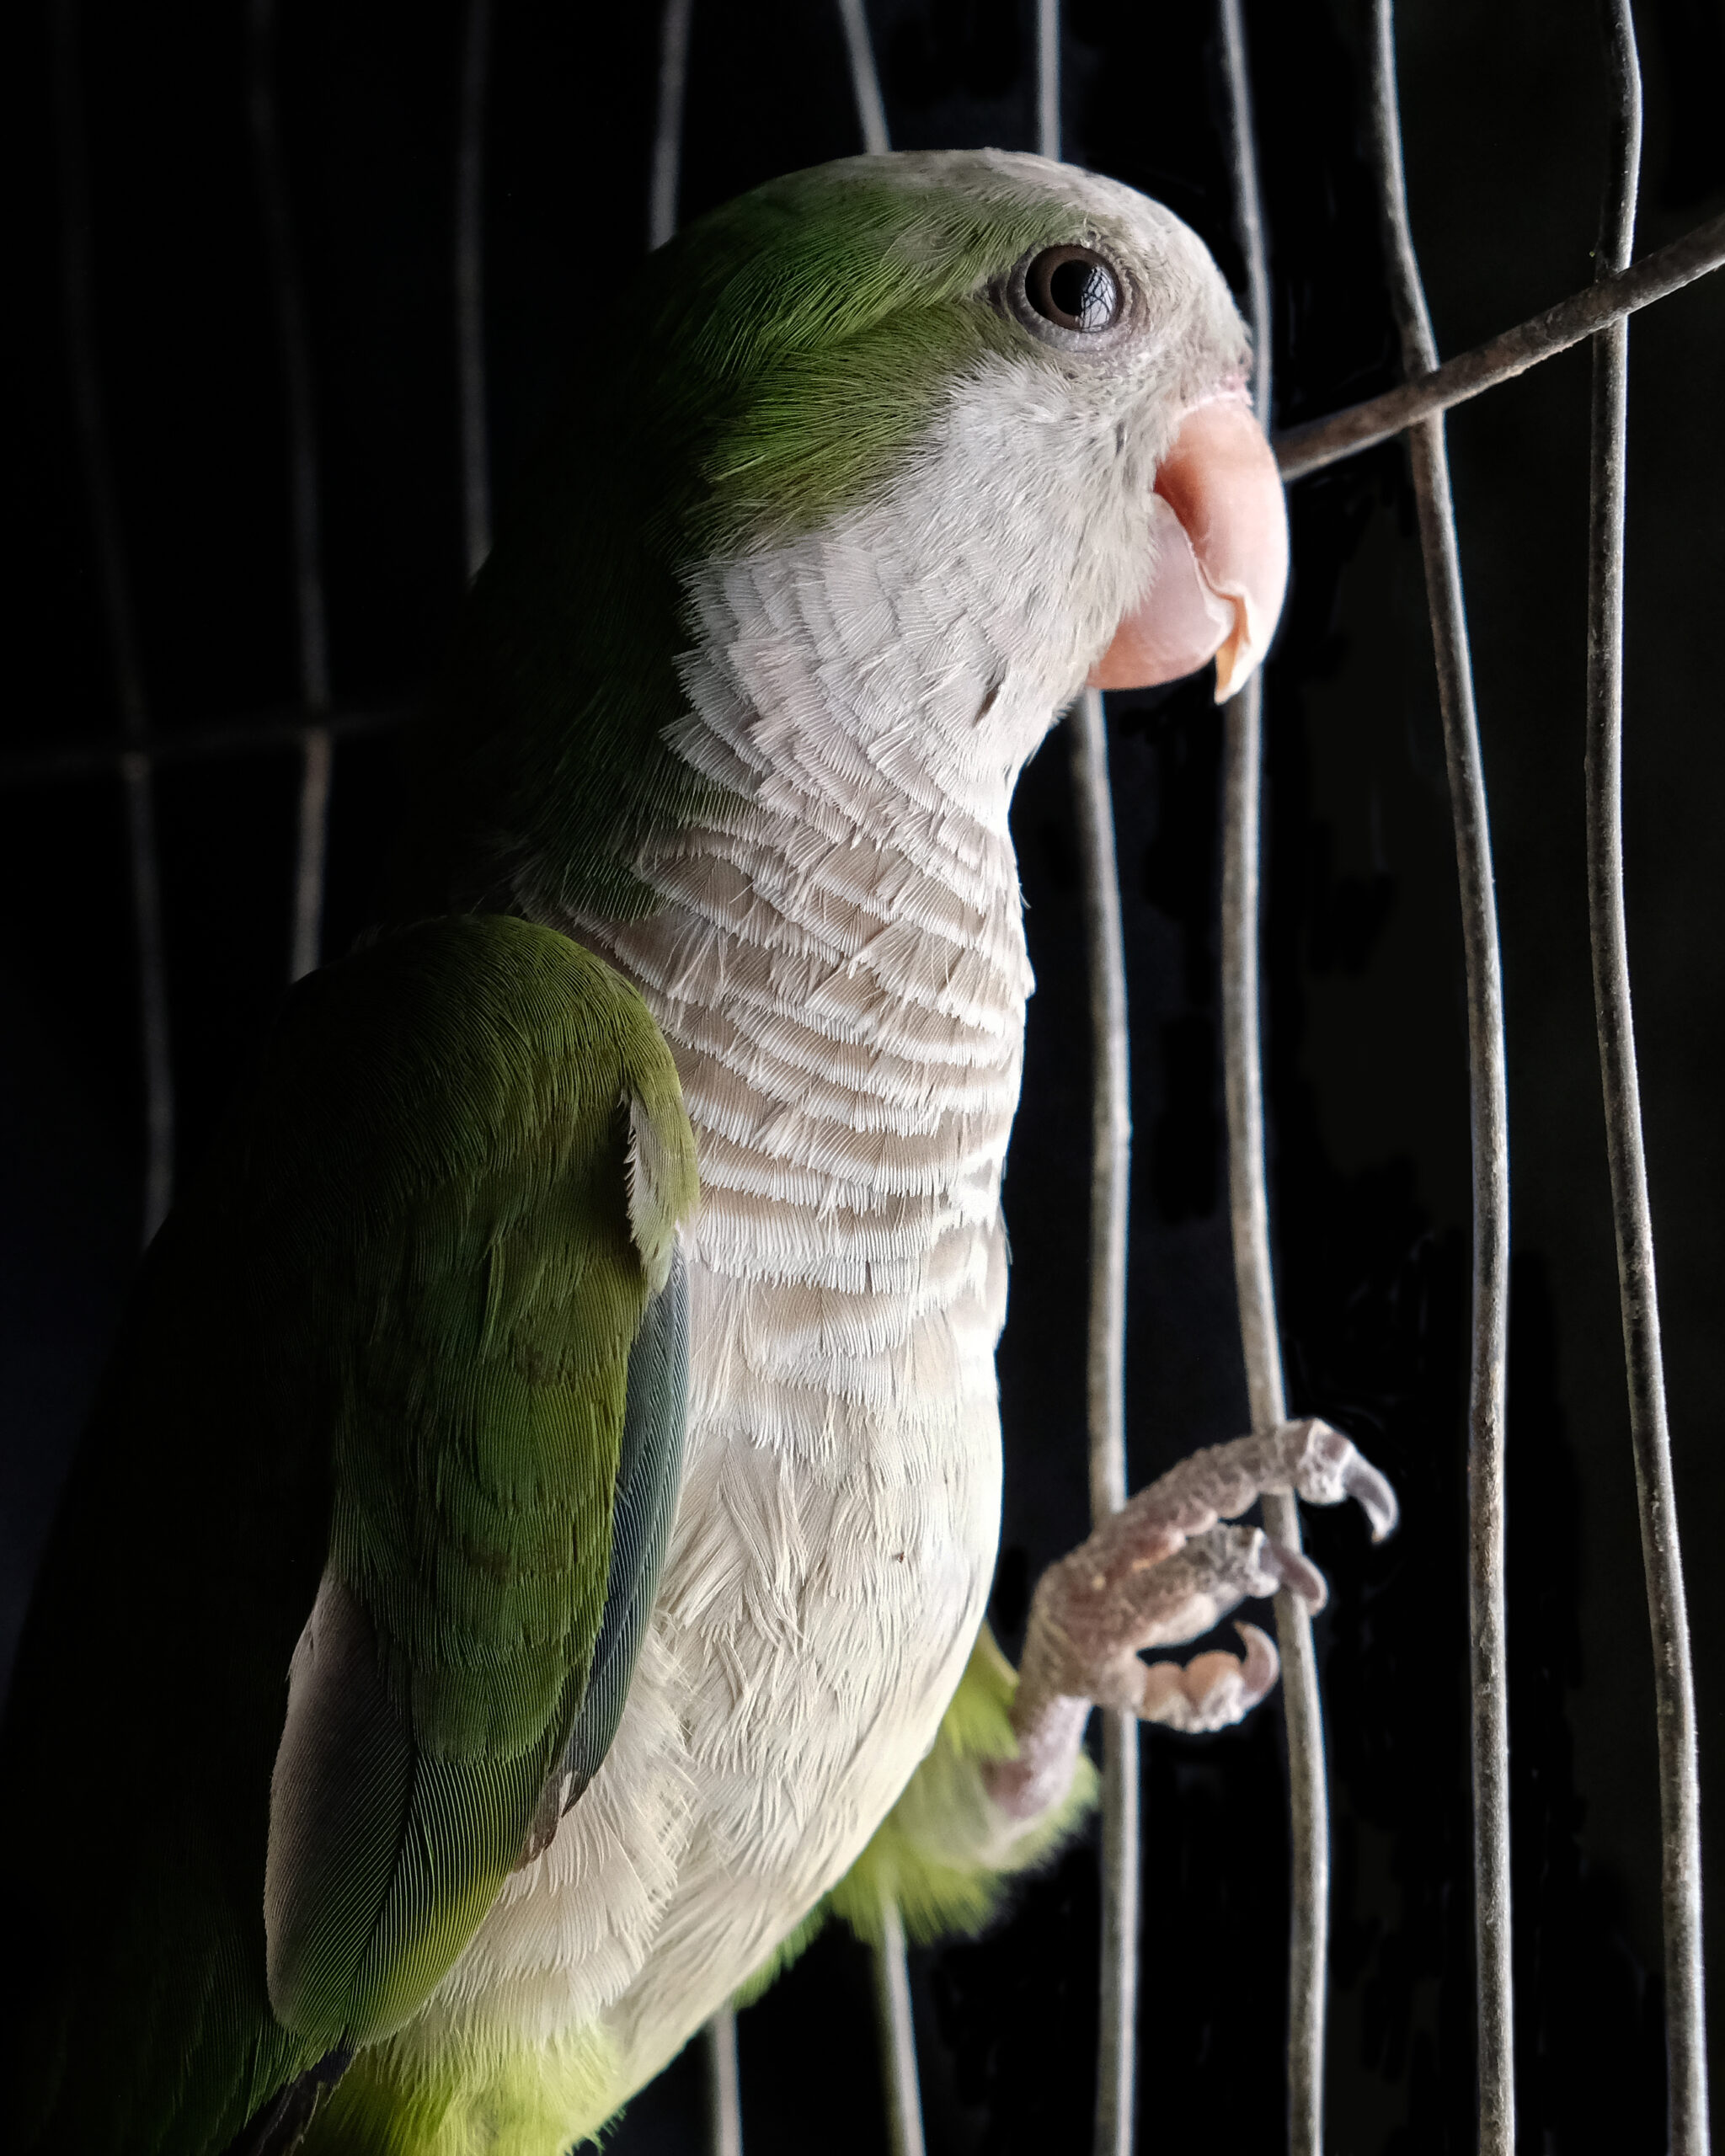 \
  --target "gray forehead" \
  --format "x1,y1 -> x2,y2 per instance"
849,148 -> 1226,285
841,148 -> 1243,368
